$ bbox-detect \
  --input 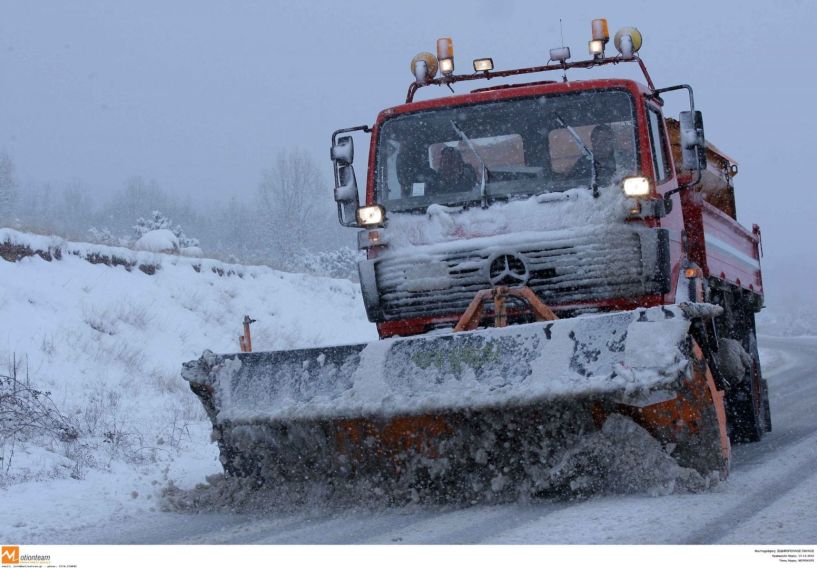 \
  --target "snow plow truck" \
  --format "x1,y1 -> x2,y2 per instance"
183,21 -> 770,498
